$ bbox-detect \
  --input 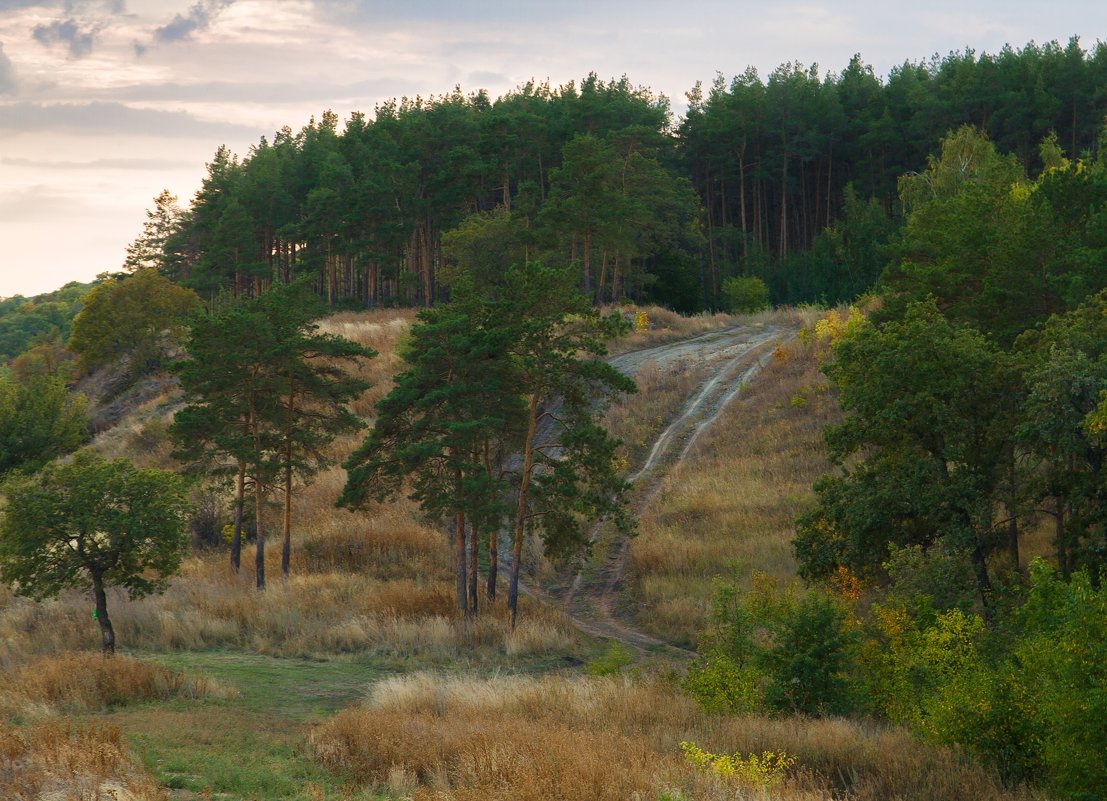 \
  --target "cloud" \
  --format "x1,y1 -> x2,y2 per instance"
0,0 -> 57,8
0,101 -> 258,138
154,0 -> 233,44
0,44 -> 16,95
32,18 -> 98,57
1,155 -> 196,170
